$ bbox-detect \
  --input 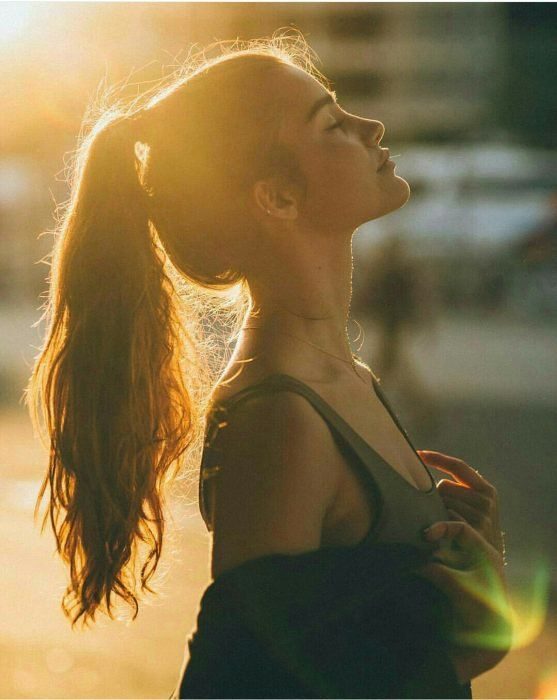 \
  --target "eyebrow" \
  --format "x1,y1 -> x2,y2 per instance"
305,92 -> 337,123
